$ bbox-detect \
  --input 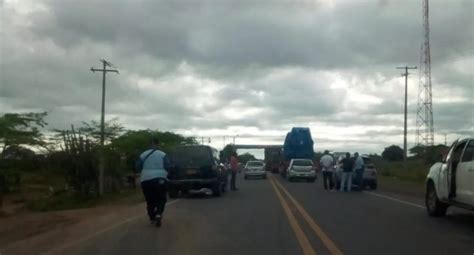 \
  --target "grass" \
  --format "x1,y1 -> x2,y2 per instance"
374,159 -> 429,185
26,188 -> 143,212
